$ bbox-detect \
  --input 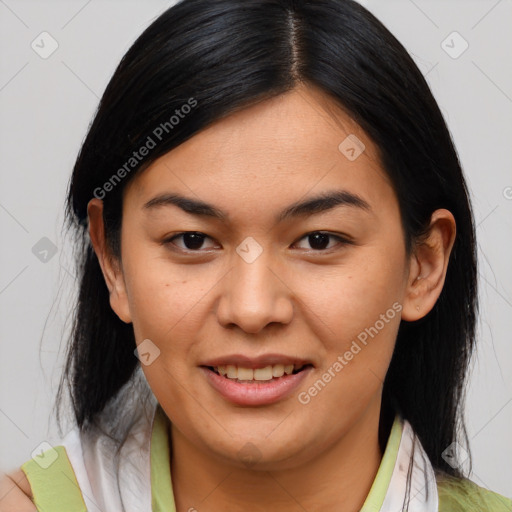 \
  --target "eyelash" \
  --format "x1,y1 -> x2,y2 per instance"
163,231 -> 353,253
